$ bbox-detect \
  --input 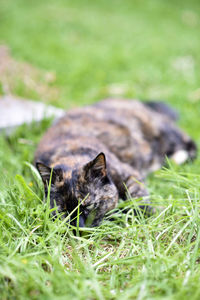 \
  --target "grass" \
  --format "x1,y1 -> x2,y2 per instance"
0,0 -> 200,298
